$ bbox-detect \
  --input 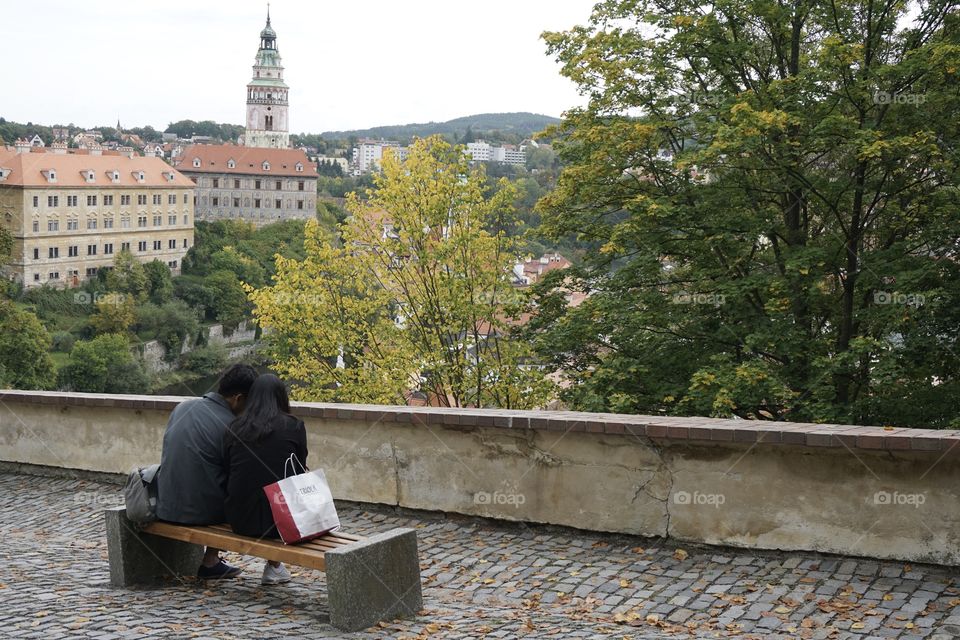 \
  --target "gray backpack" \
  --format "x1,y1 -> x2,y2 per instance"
123,464 -> 160,523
